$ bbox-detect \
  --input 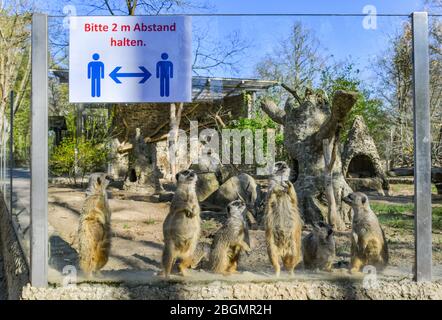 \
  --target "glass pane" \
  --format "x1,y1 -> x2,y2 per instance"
46,13 -> 422,288
0,12 -> 32,263
430,15 -> 442,280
